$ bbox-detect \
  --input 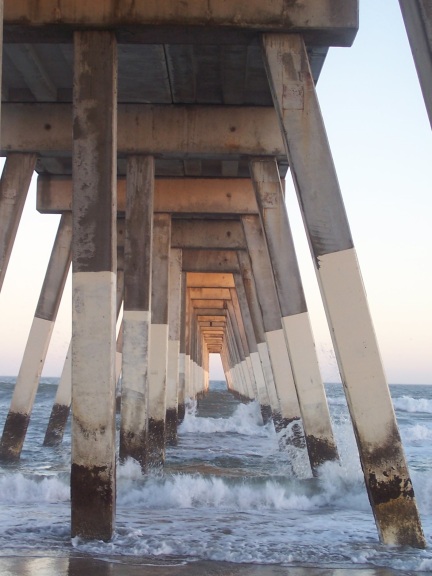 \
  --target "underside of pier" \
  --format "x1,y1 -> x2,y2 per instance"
0,0 -> 428,548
